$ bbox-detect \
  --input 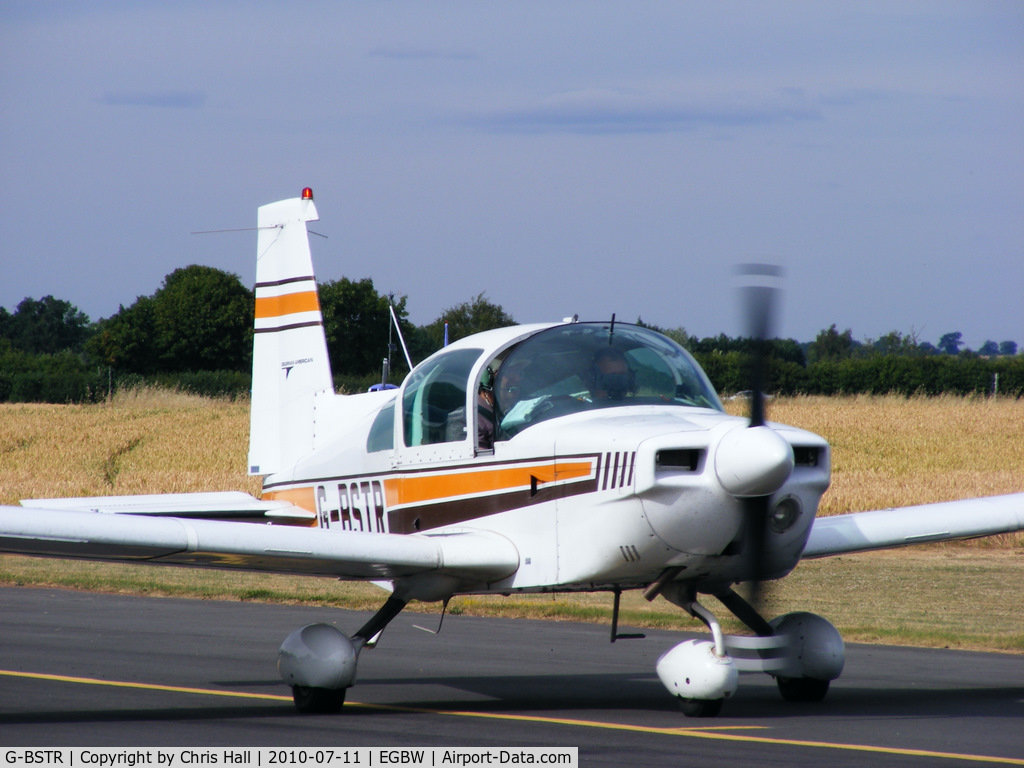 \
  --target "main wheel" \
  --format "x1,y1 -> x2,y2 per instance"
292,685 -> 346,714
680,697 -> 724,718
776,676 -> 830,702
